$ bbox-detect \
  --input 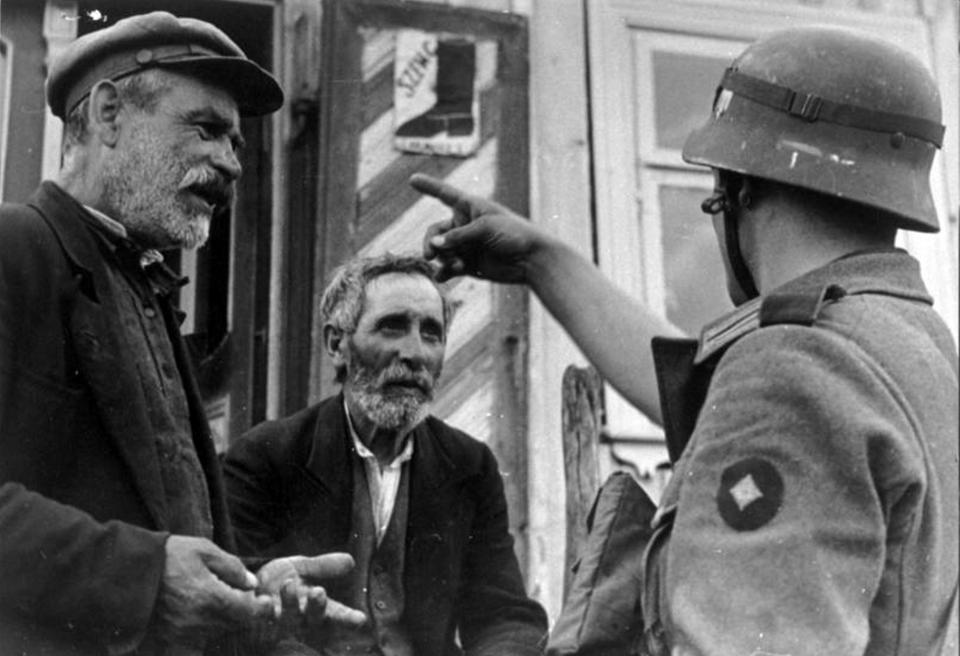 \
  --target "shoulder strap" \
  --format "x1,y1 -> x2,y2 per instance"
759,283 -> 848,328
